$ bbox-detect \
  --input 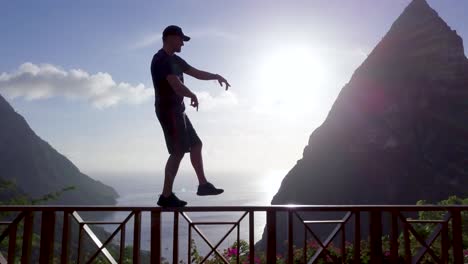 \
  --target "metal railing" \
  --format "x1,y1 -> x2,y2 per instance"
0,205 -> 466,263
